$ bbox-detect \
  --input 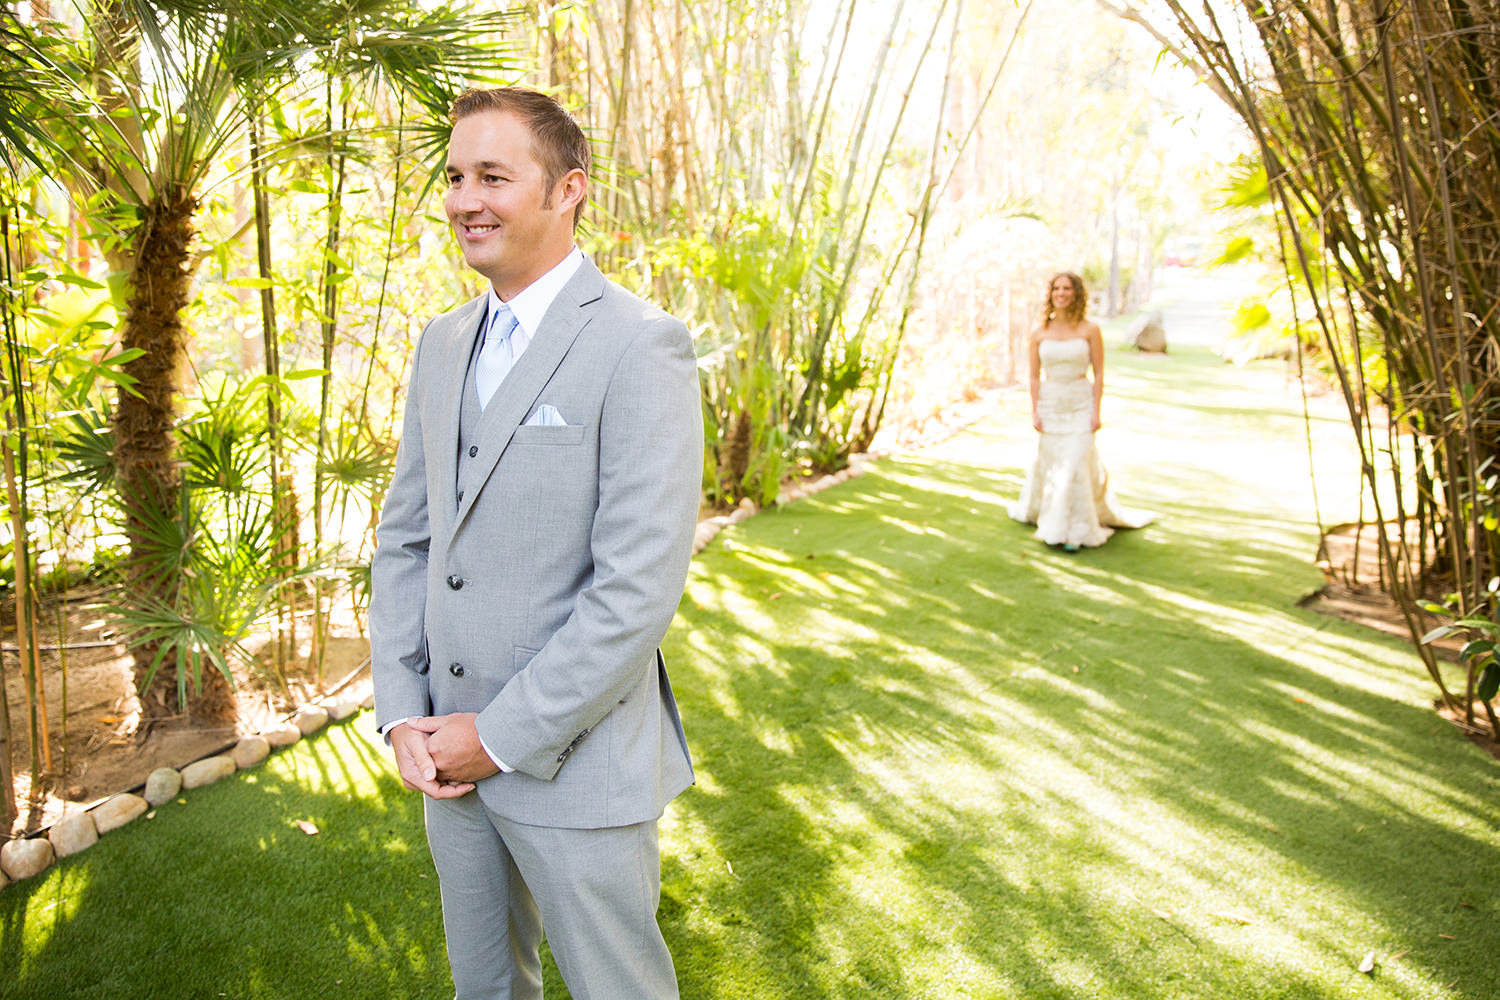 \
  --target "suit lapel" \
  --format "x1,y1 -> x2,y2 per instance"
433,296 -> 488,518
450,261 -> 607,541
